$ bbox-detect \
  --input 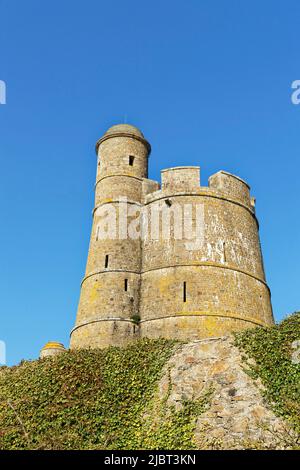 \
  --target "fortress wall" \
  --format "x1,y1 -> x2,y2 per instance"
209,171 -> 251,207
140,174 -> 273,340
76,271 -> 141,322
95,176 -> 143,205
141,316 -> 265,342
140,265 -> 272,338
85,203 -> 142,274
97,137 -> 148,180
161,166 -> 200,192
70,319 -> 139,349
142,178 -> 160,198
142,194 -> 265,279
70,271 -> 141,348
95,131 -> 149,206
